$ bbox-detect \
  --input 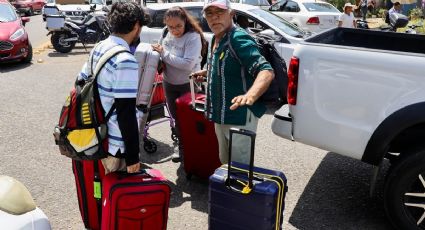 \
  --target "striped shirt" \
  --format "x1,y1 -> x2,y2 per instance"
77,36 -> 139,156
